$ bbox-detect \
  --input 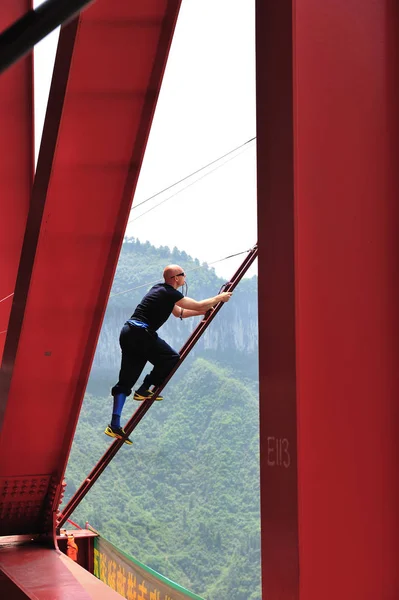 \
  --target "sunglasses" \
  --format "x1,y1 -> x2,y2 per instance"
171,272 -> 185,278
